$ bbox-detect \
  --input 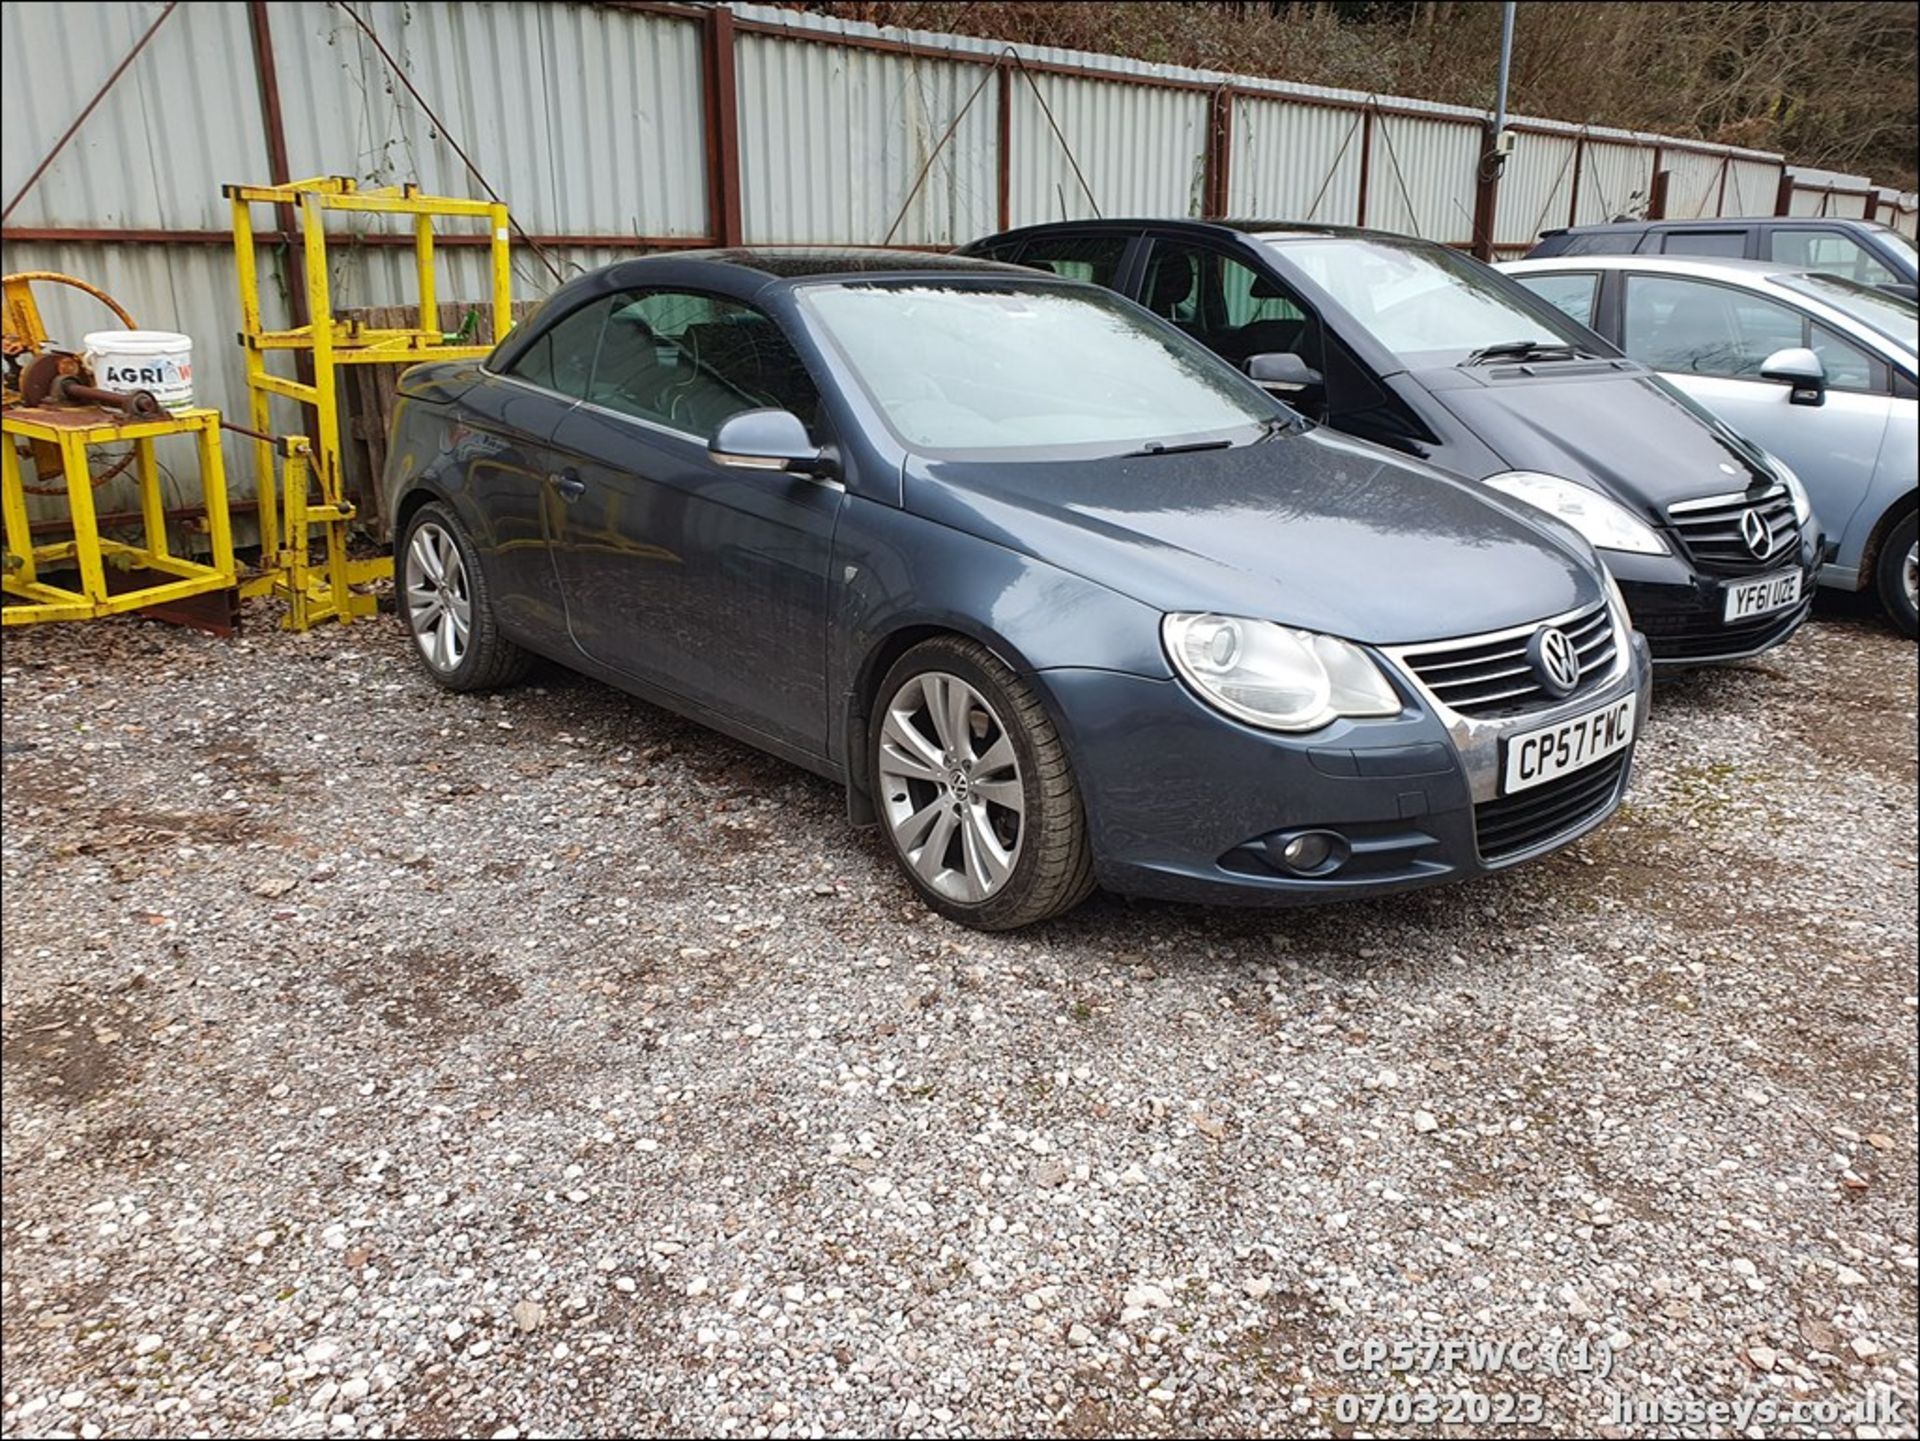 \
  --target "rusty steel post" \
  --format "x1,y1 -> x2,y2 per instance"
703,4 -> 744,247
